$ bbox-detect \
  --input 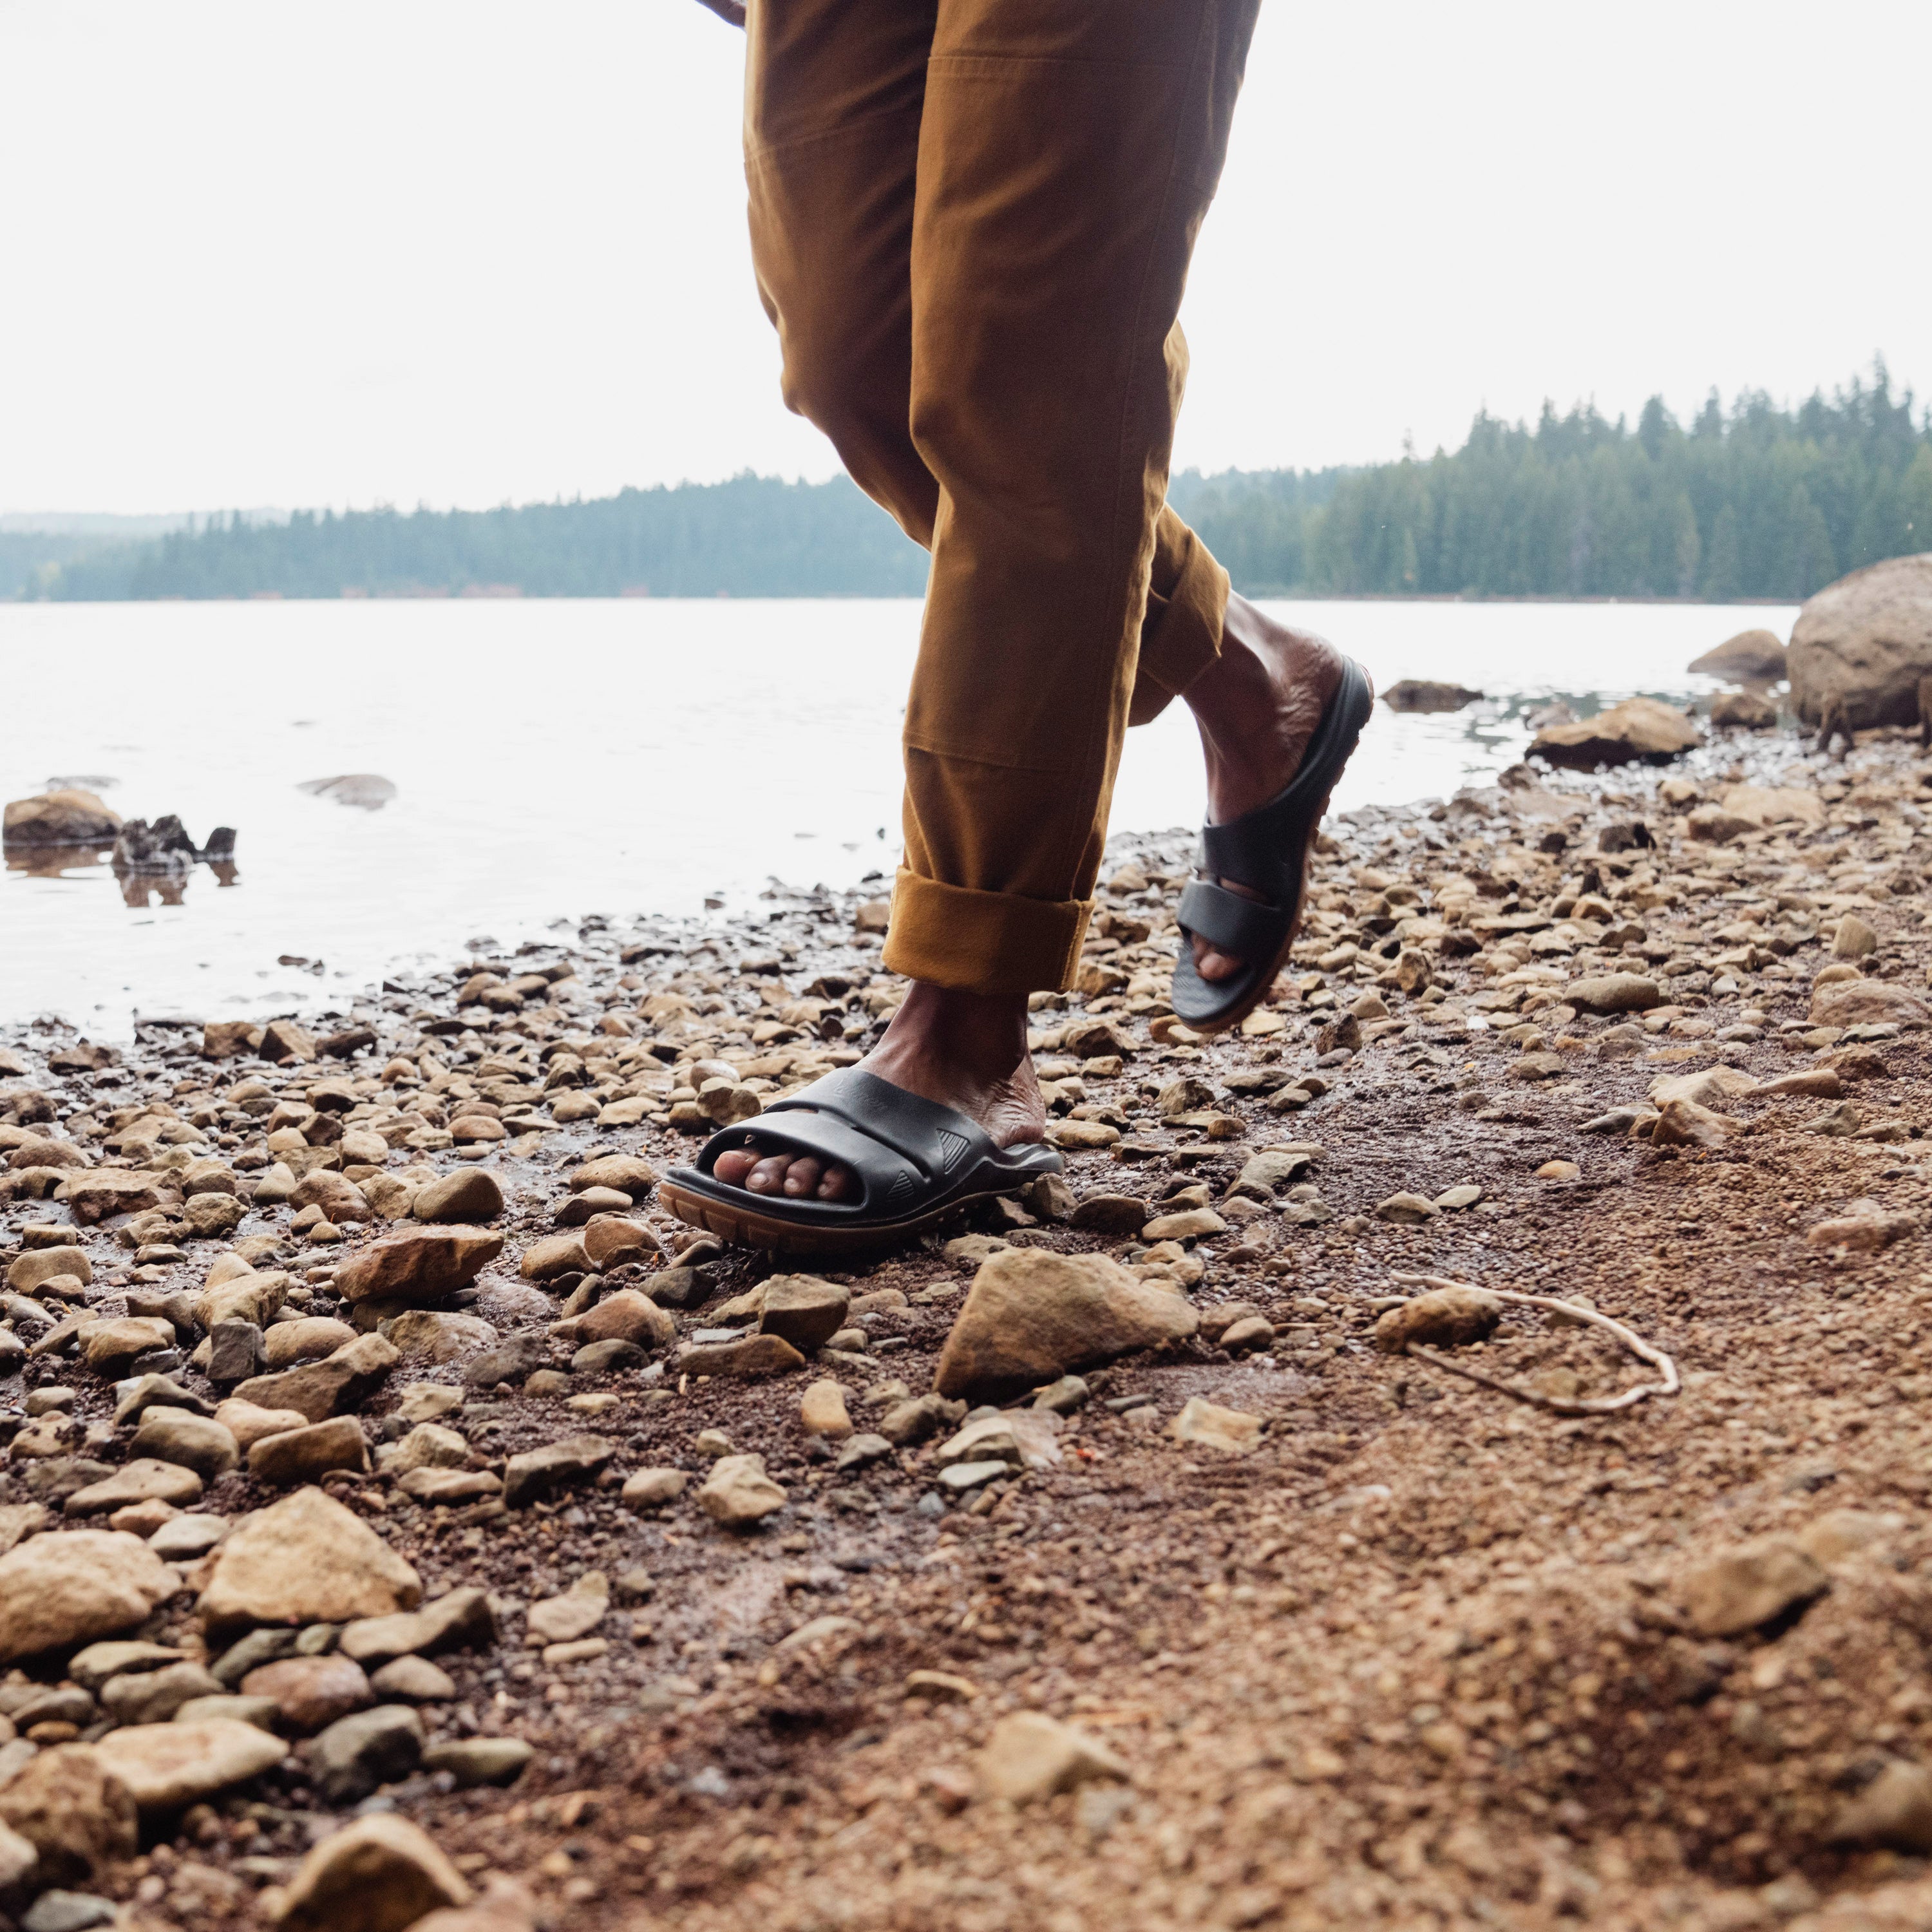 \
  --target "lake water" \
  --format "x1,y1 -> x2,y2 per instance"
1,597 -> 1792,1036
